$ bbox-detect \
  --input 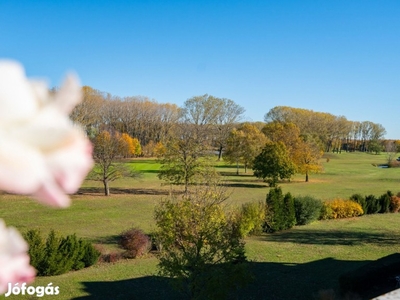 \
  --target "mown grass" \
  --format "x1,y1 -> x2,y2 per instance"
2,152 -> 400,299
